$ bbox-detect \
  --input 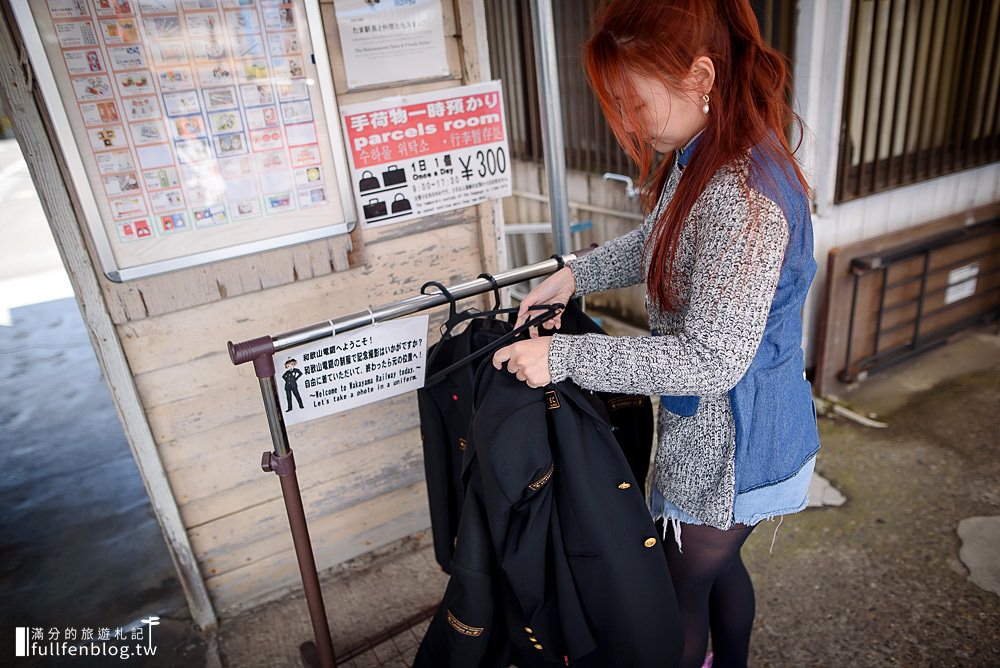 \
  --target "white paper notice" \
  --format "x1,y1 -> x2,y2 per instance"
277,314 -> 429,425
944,262 -> 979,305
334,0 -> 449,89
